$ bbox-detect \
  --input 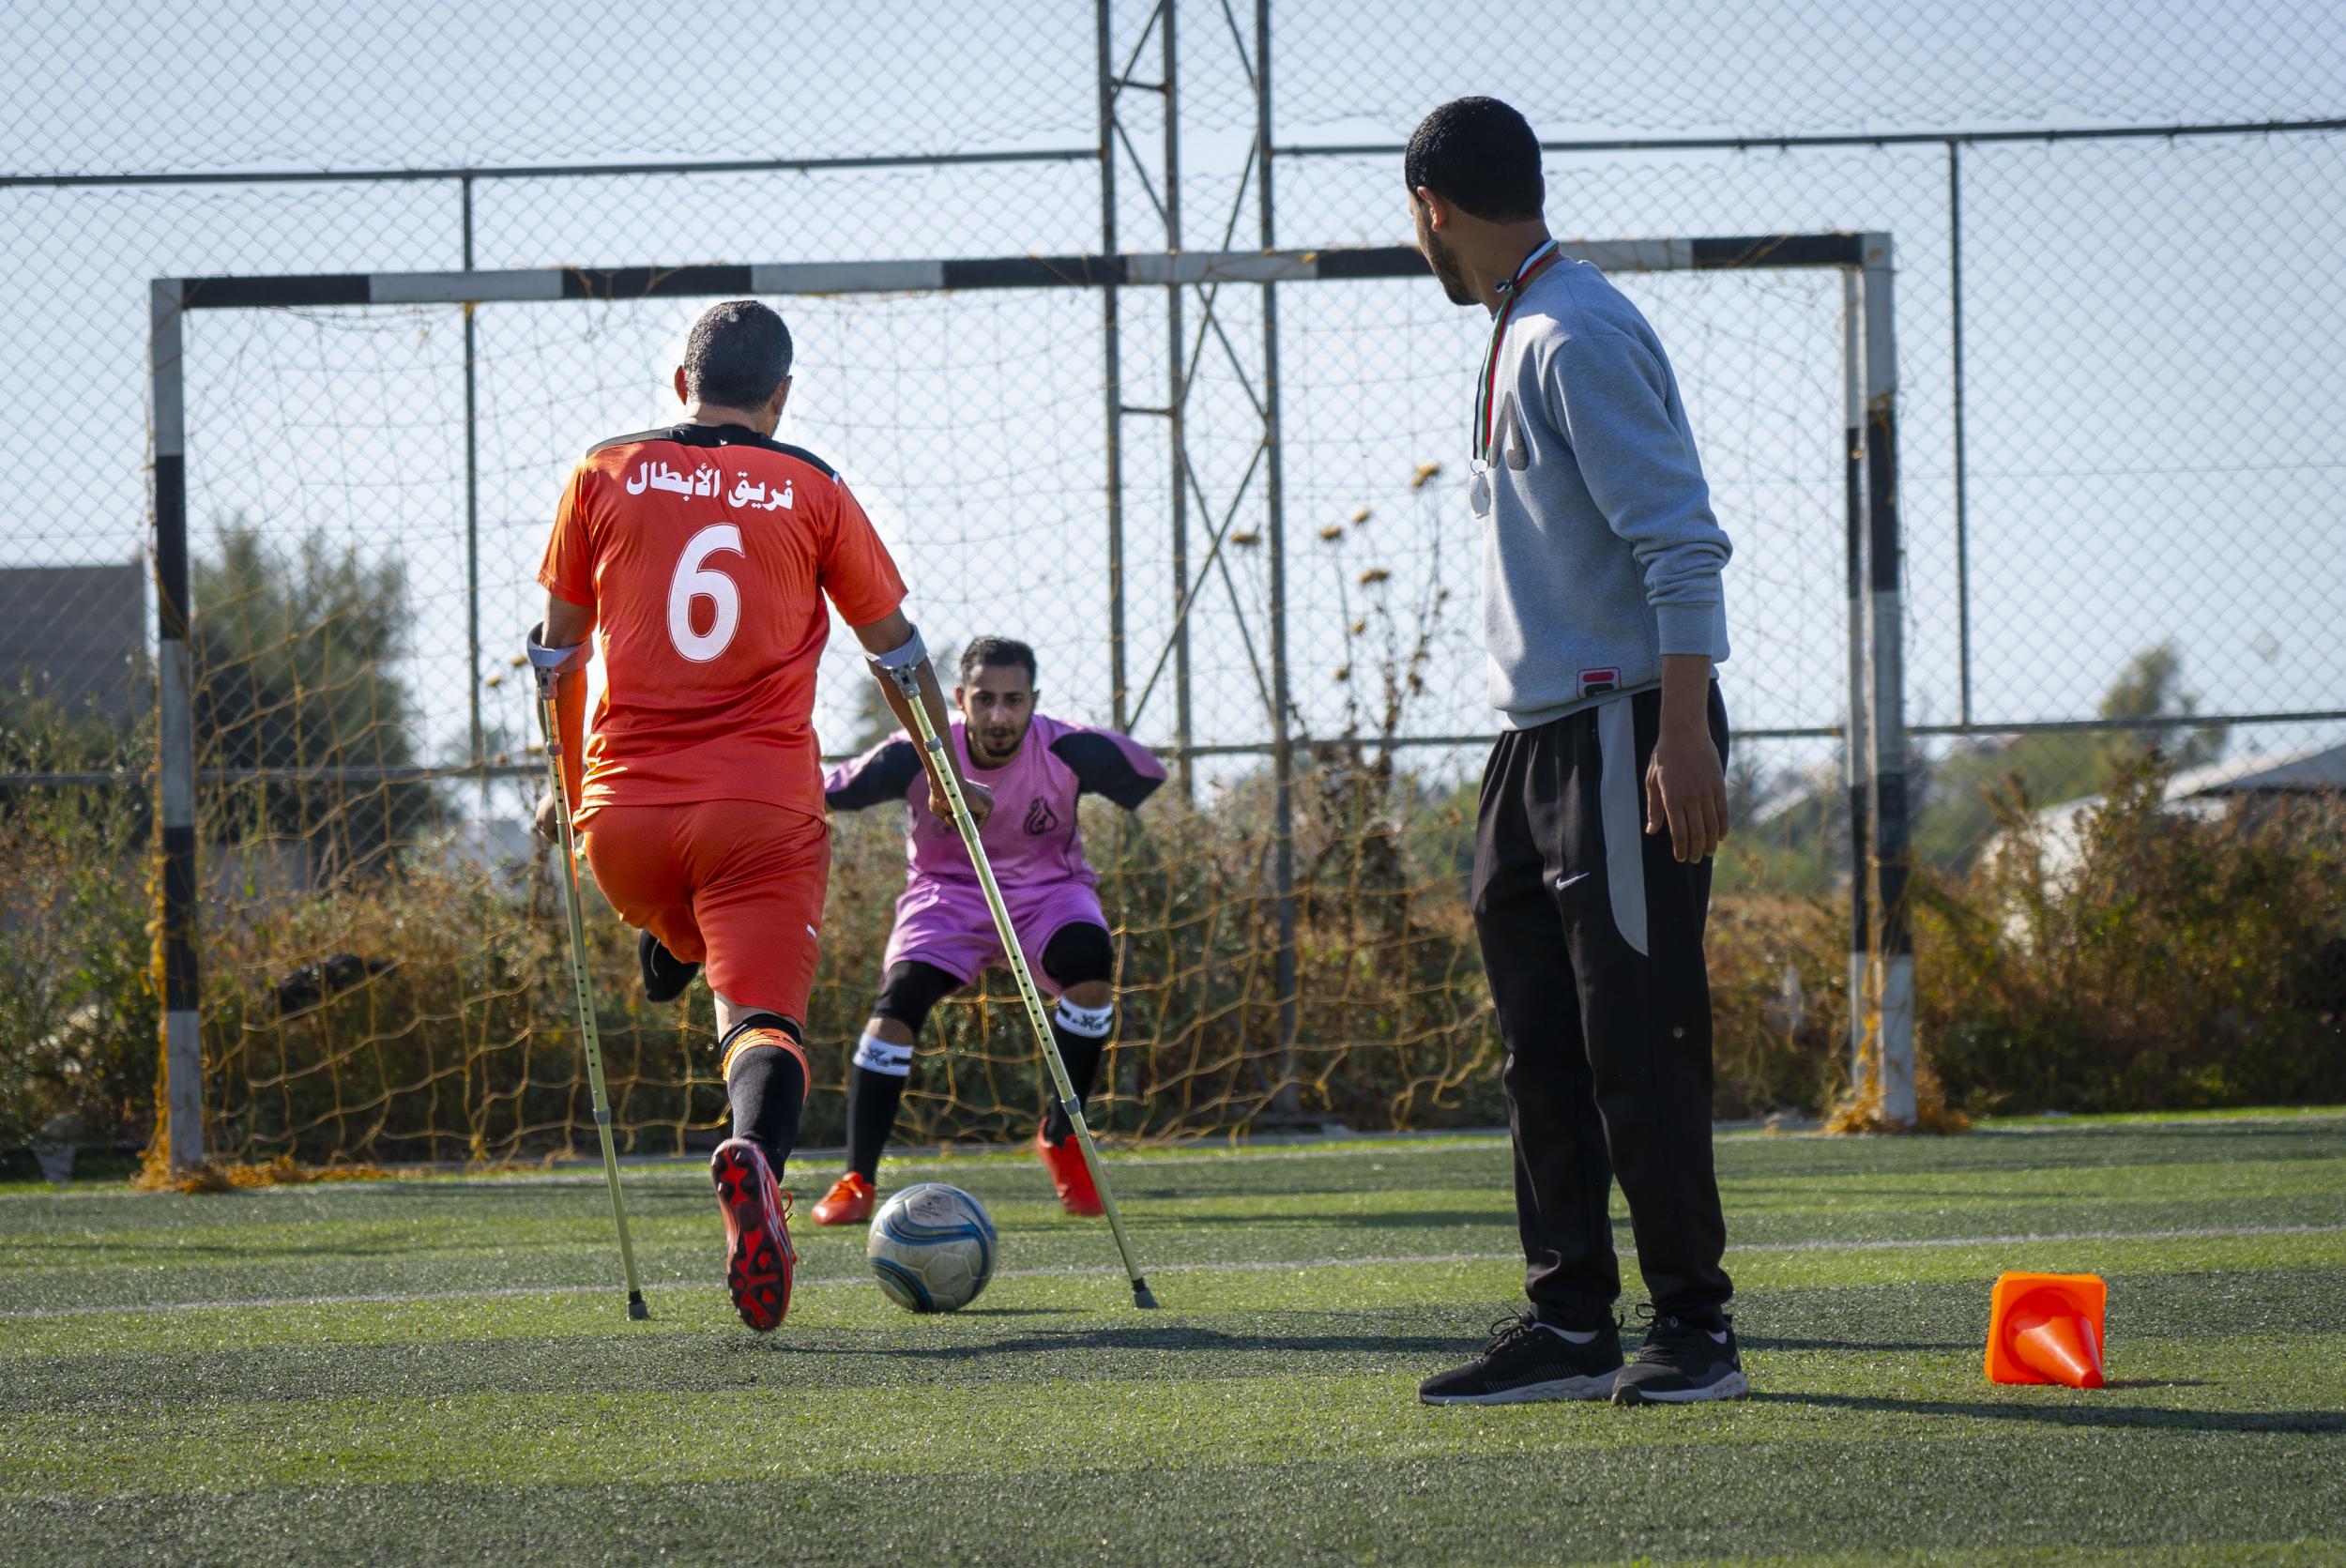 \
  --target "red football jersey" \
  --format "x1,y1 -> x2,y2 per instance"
536,421 -> 906,823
